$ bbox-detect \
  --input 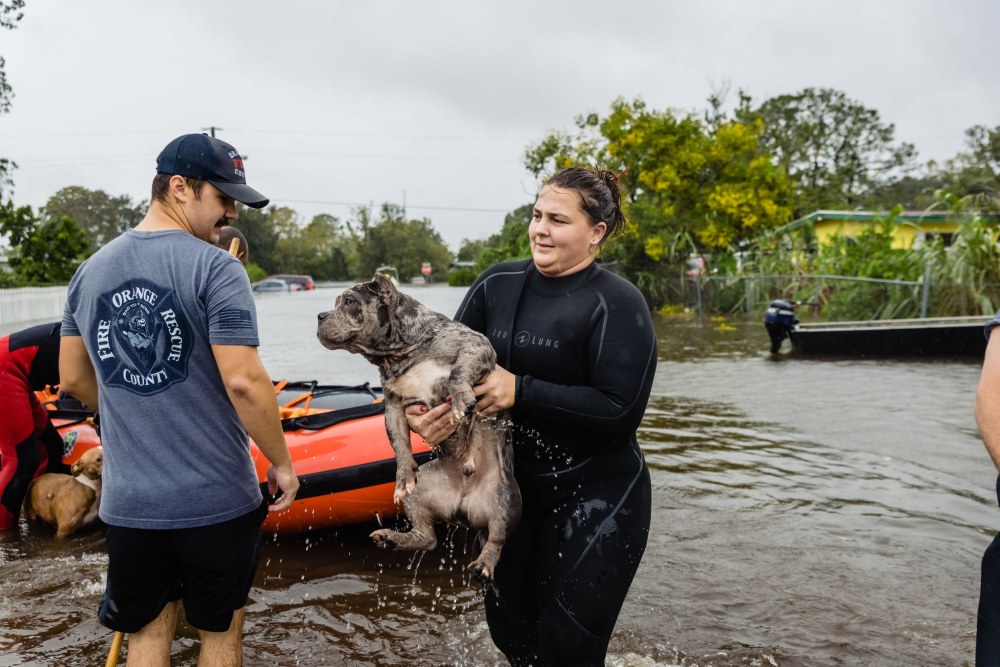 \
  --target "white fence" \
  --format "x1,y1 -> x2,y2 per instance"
0,286 -> 67,328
